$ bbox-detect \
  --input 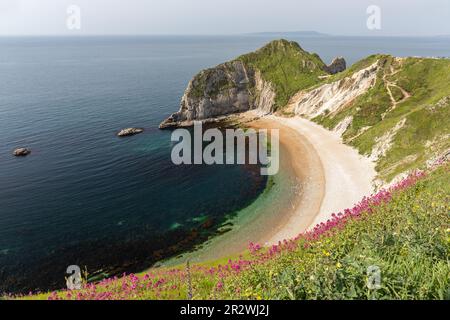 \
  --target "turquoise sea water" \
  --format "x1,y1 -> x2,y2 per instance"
0,35 -> 449,293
